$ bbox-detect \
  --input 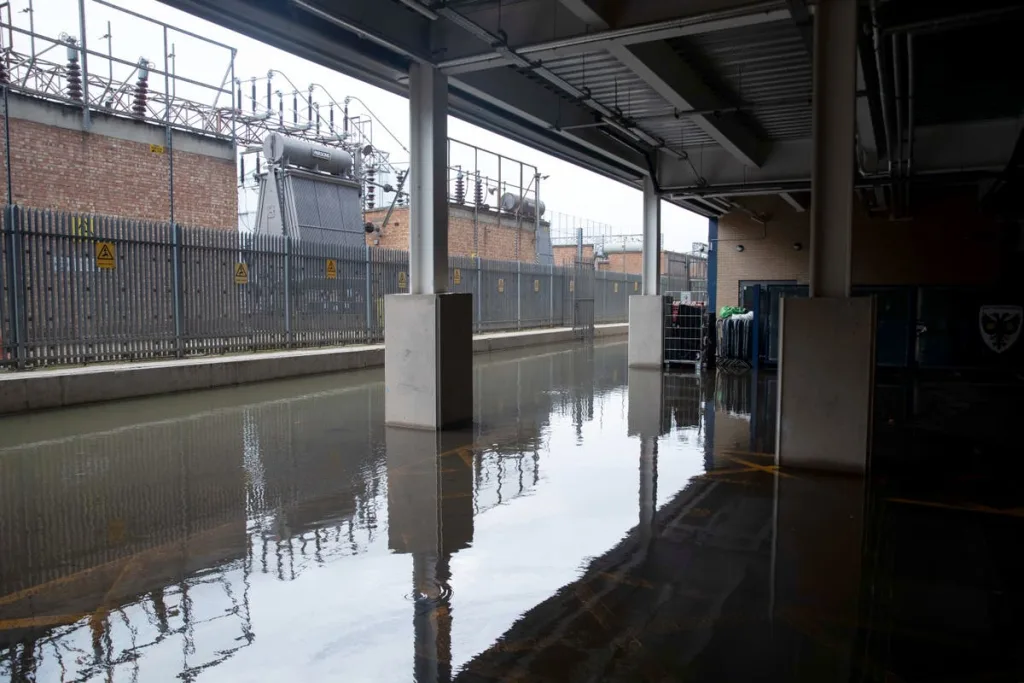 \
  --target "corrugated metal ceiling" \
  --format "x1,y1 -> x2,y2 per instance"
541,51 -> 715,147
672,19 -> 812,141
